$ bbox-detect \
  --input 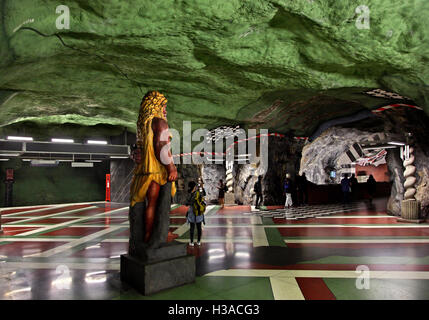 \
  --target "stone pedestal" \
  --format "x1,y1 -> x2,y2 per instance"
224,192 -> 236,205
121,241 -> 195,295
121,182 -> 196,295
398,199 -> 424,223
